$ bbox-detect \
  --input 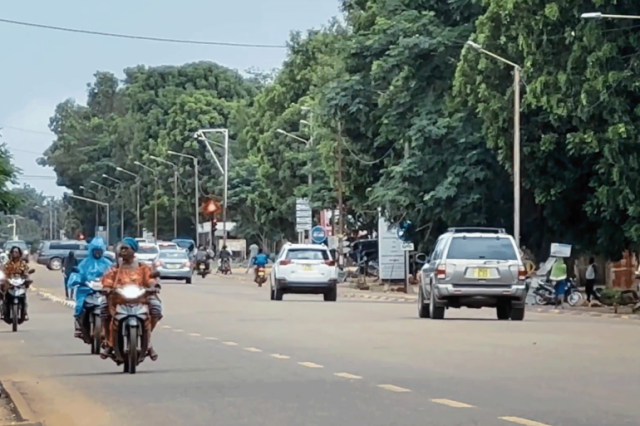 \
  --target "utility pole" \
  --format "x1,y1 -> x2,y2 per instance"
337,121 -> 344,269
404,140 -> 412,294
